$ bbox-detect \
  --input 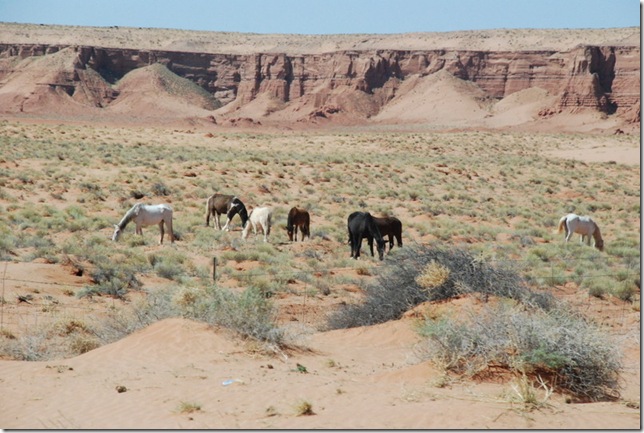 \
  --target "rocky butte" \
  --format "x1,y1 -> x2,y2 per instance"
0,24 -> 639,132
